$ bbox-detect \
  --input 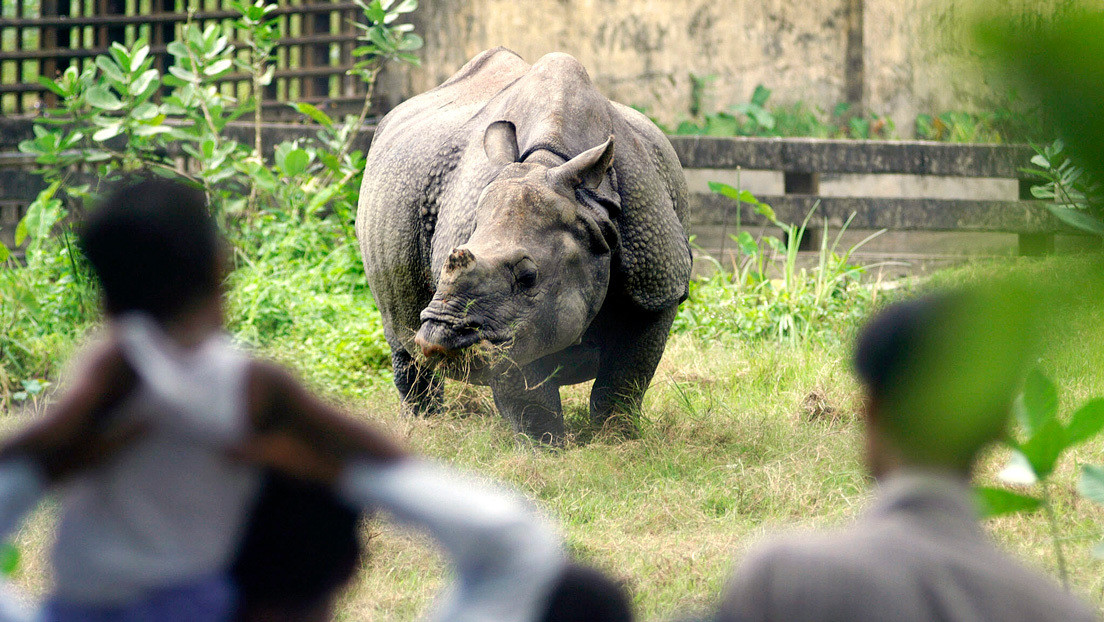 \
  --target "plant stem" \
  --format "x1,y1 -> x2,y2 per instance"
1041,481 -> 1070,592
248,53 -> 263,214
318,63 -> 381,191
